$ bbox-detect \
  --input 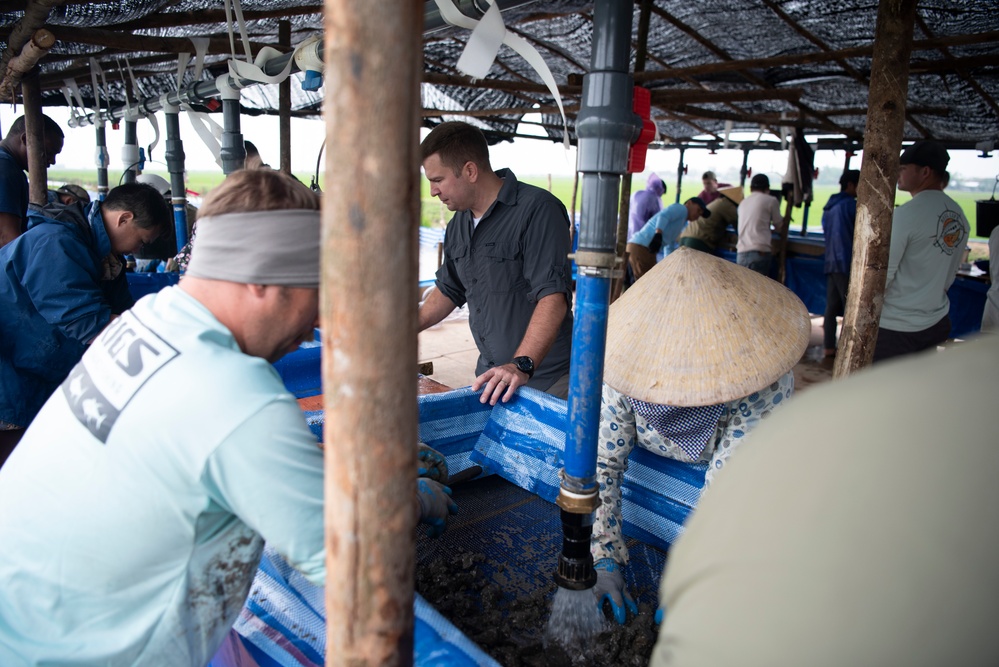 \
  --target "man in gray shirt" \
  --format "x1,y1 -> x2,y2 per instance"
874,140 -> 969,362
419,121 -> 573,404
